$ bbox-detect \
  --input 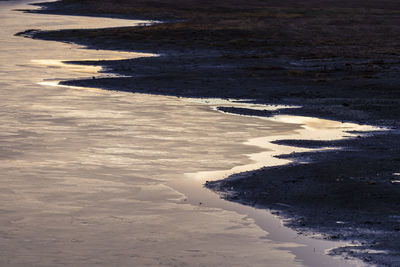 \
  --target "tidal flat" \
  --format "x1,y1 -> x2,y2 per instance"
12,0 -> 400,265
